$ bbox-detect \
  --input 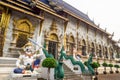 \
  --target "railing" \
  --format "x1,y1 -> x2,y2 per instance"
42,44 -> 95,80
59,47 -> 86,73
